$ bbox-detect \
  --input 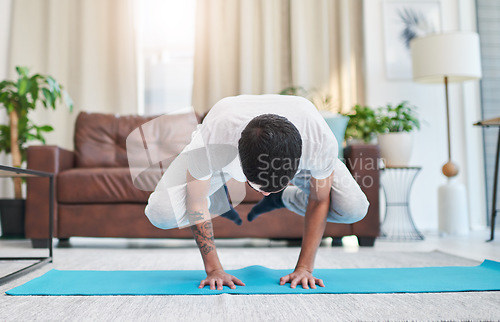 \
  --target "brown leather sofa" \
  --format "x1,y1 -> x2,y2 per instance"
26,112 -> 380,248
